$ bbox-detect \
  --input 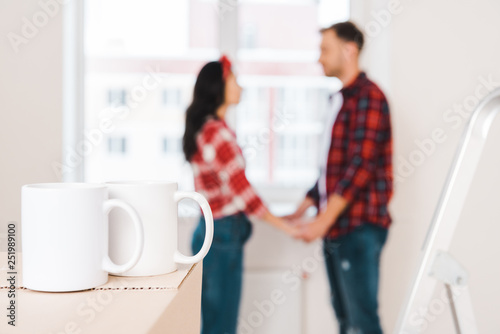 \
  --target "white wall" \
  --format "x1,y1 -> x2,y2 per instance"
351,0 -> 500,332
0,0 -> 62,227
